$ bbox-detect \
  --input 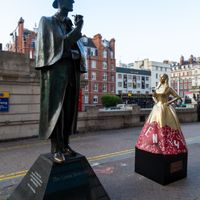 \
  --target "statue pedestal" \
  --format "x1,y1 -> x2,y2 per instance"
9,153 -> 110,200
135,147 -> 187,185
